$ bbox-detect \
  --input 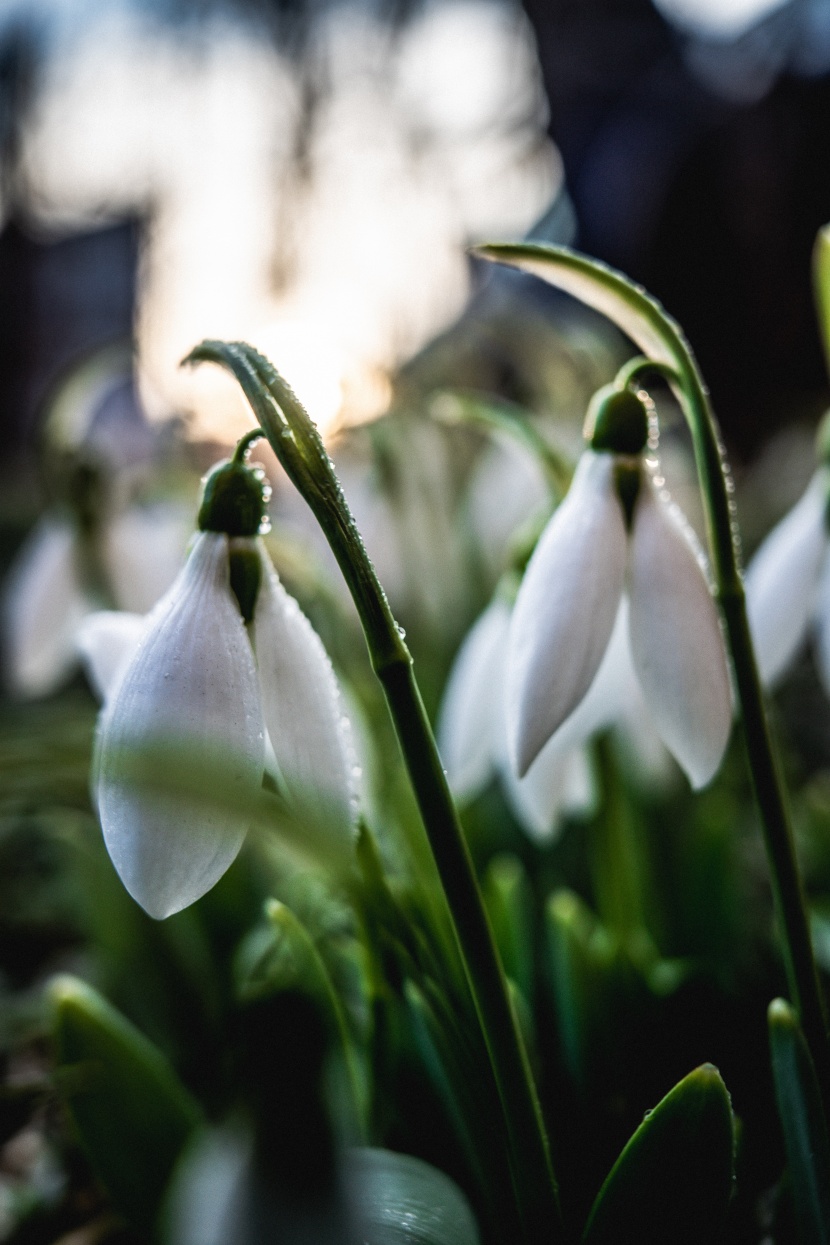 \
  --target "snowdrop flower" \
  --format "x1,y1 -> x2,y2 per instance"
438,589 -> 596,843
84,445 -> 357,919
507,384 -> 733,791
2,347 -> 193,698
3,501 -> 191,697
745,464 -> 830,691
